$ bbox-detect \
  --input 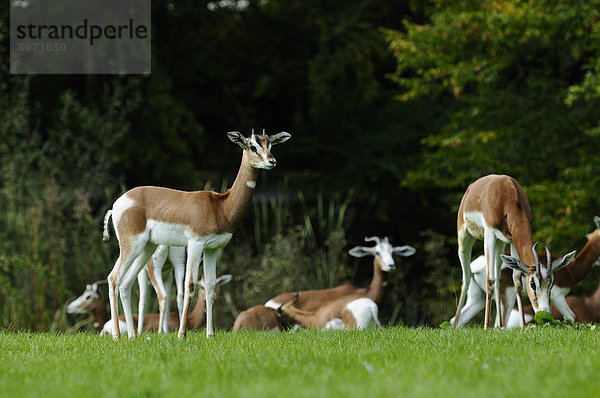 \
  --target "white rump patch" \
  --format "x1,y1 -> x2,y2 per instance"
246,181 -> 256,189
264,300 -> 281,310
346,298 -> 380,330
